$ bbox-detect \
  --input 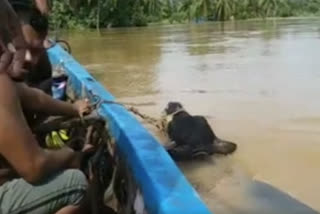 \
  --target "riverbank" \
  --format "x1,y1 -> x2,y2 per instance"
50,0 -> 320,29
51,16 -> 320,34
148,15 -> 320,26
